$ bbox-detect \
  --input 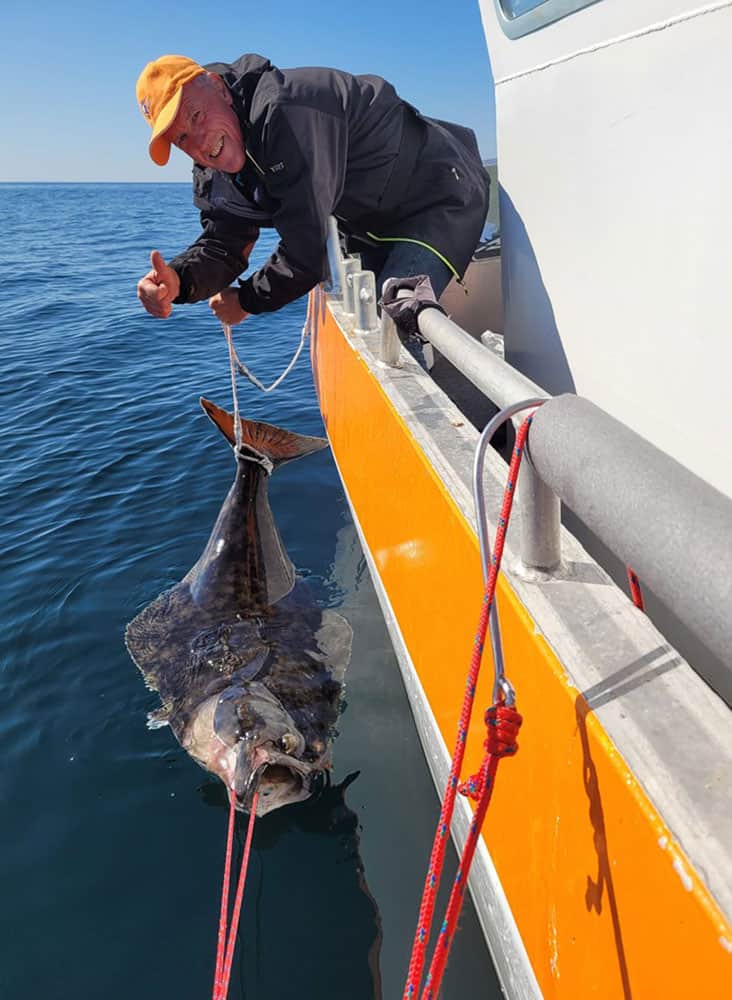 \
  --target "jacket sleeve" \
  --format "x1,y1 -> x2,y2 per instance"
169,212 -> 259,304
237,104 -> 346,314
